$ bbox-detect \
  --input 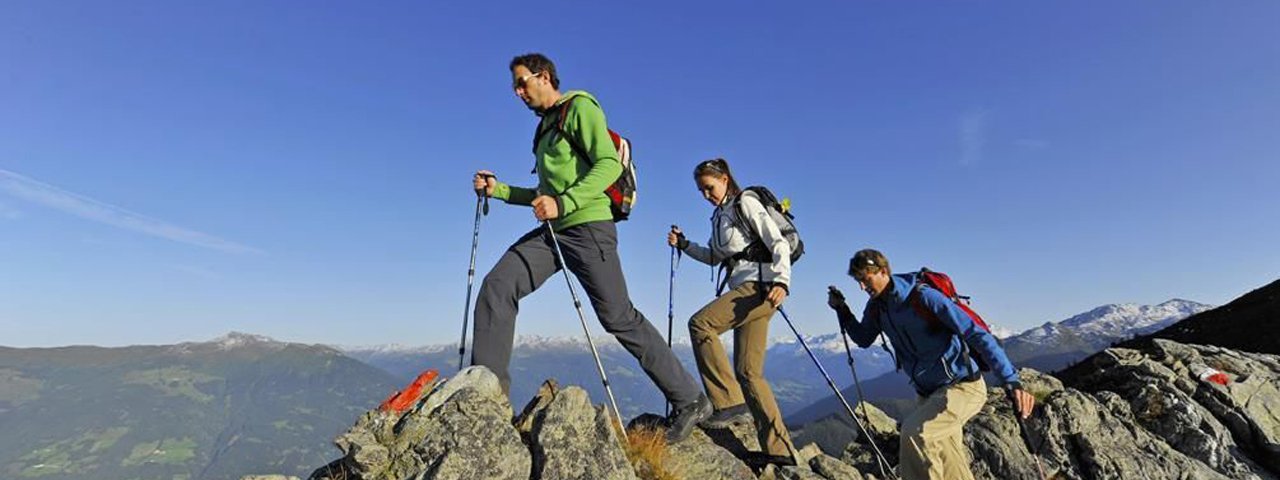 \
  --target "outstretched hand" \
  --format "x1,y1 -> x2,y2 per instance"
1010,388 -> 1036,420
